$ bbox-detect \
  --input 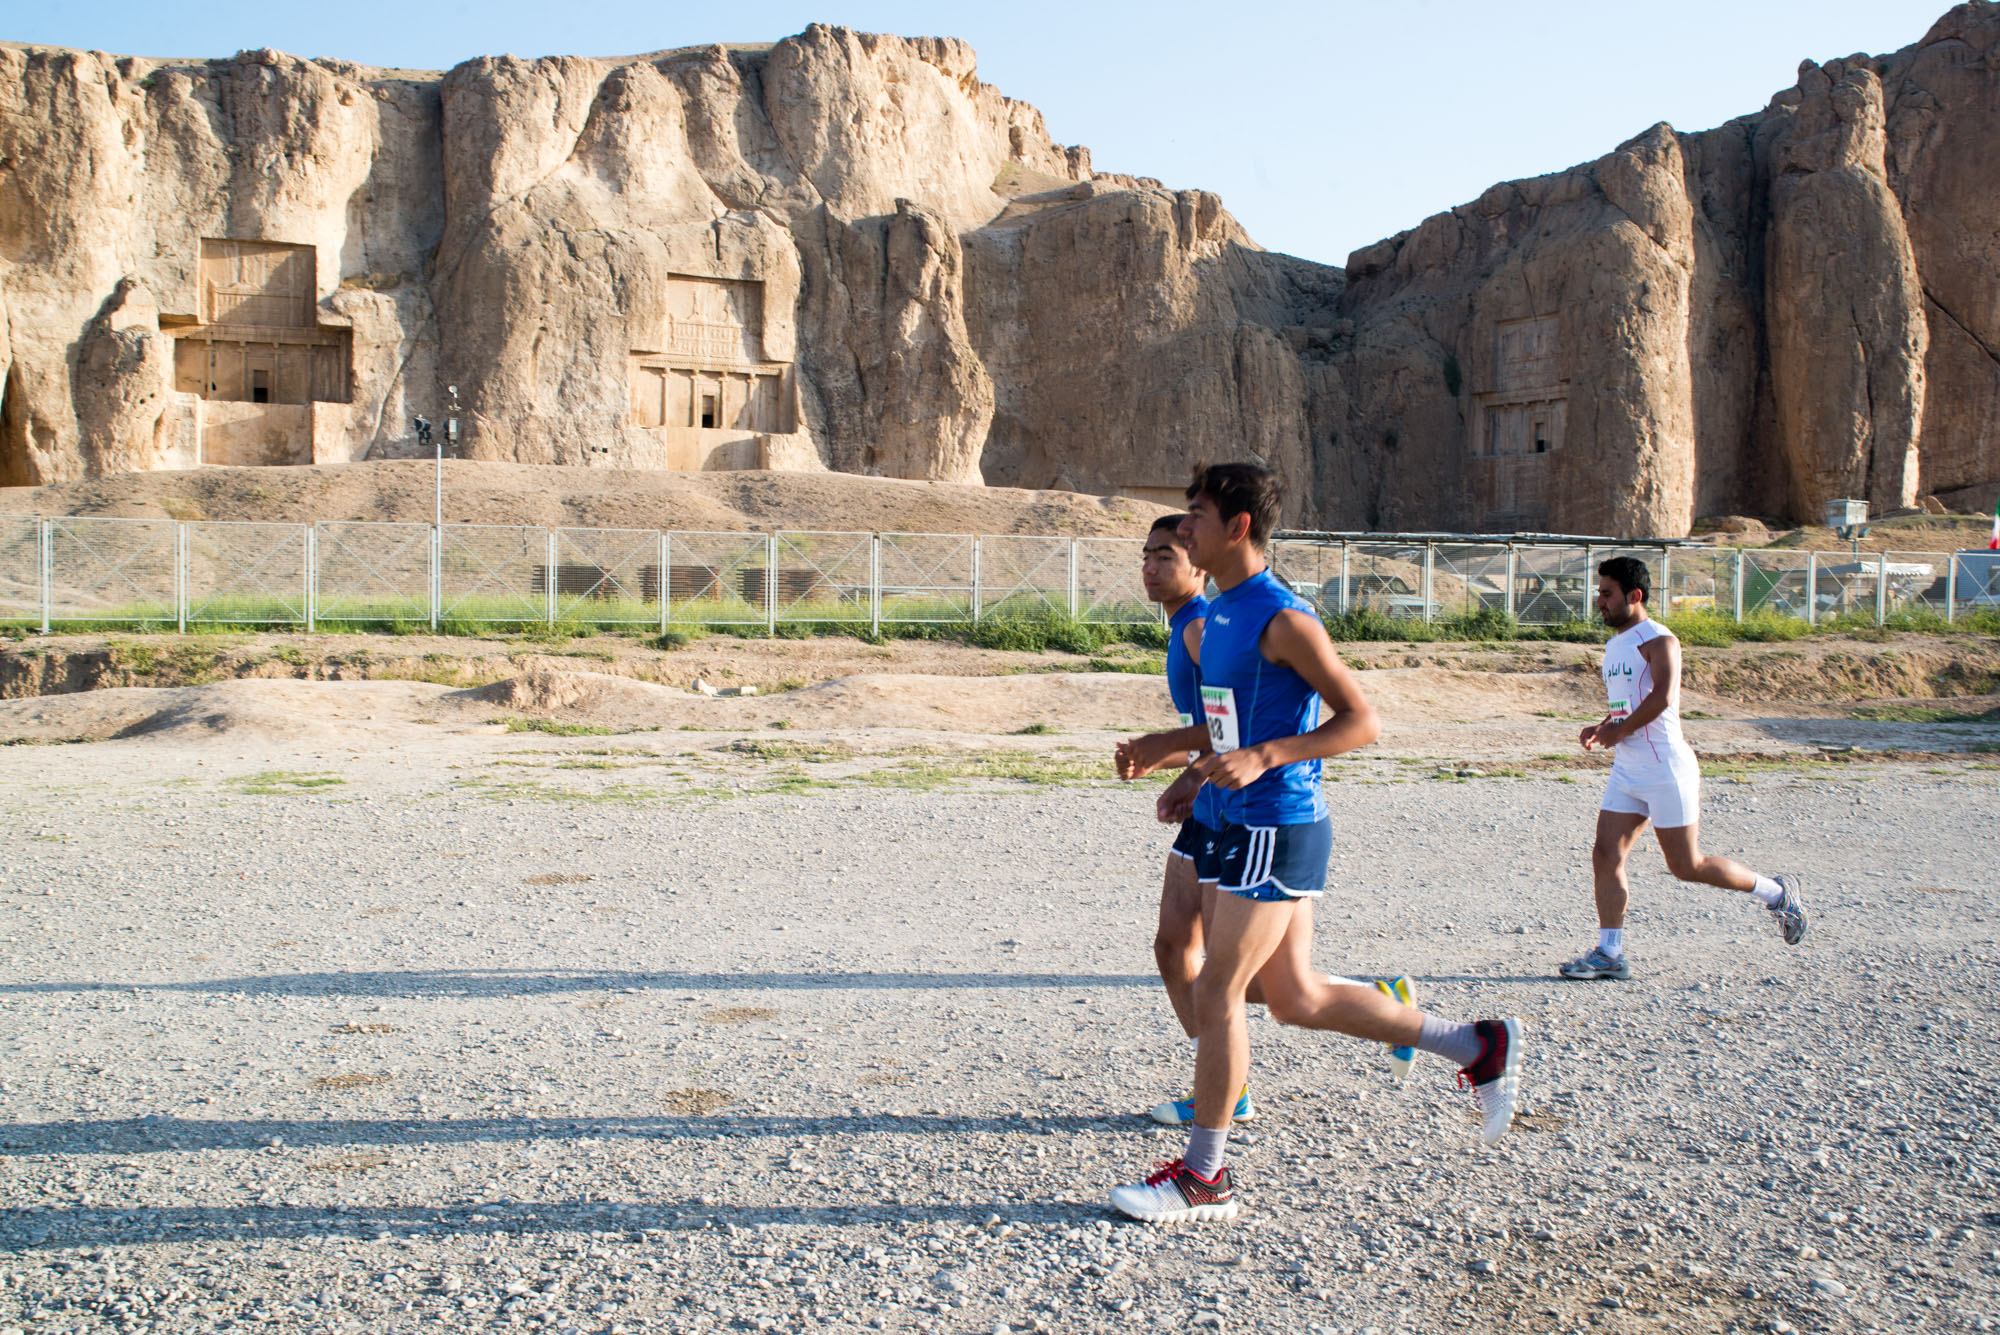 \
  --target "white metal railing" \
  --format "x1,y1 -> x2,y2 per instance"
0,517 -> 1990,632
